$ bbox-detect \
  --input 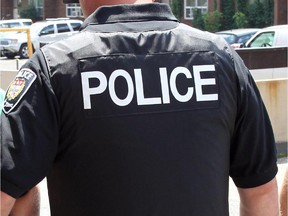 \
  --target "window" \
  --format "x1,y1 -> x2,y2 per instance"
185,0 -> 208,20
66,4 -> 83,18
57,23 -> 70,33
71,22 -> 82,31
5,22 -> 21,28
32,0 -> 43,18
248,32 -> 275,47
23,21 -> 33,26
40,25 -> 54,36
238,34 -> 252,43
218,34 -> 237,44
